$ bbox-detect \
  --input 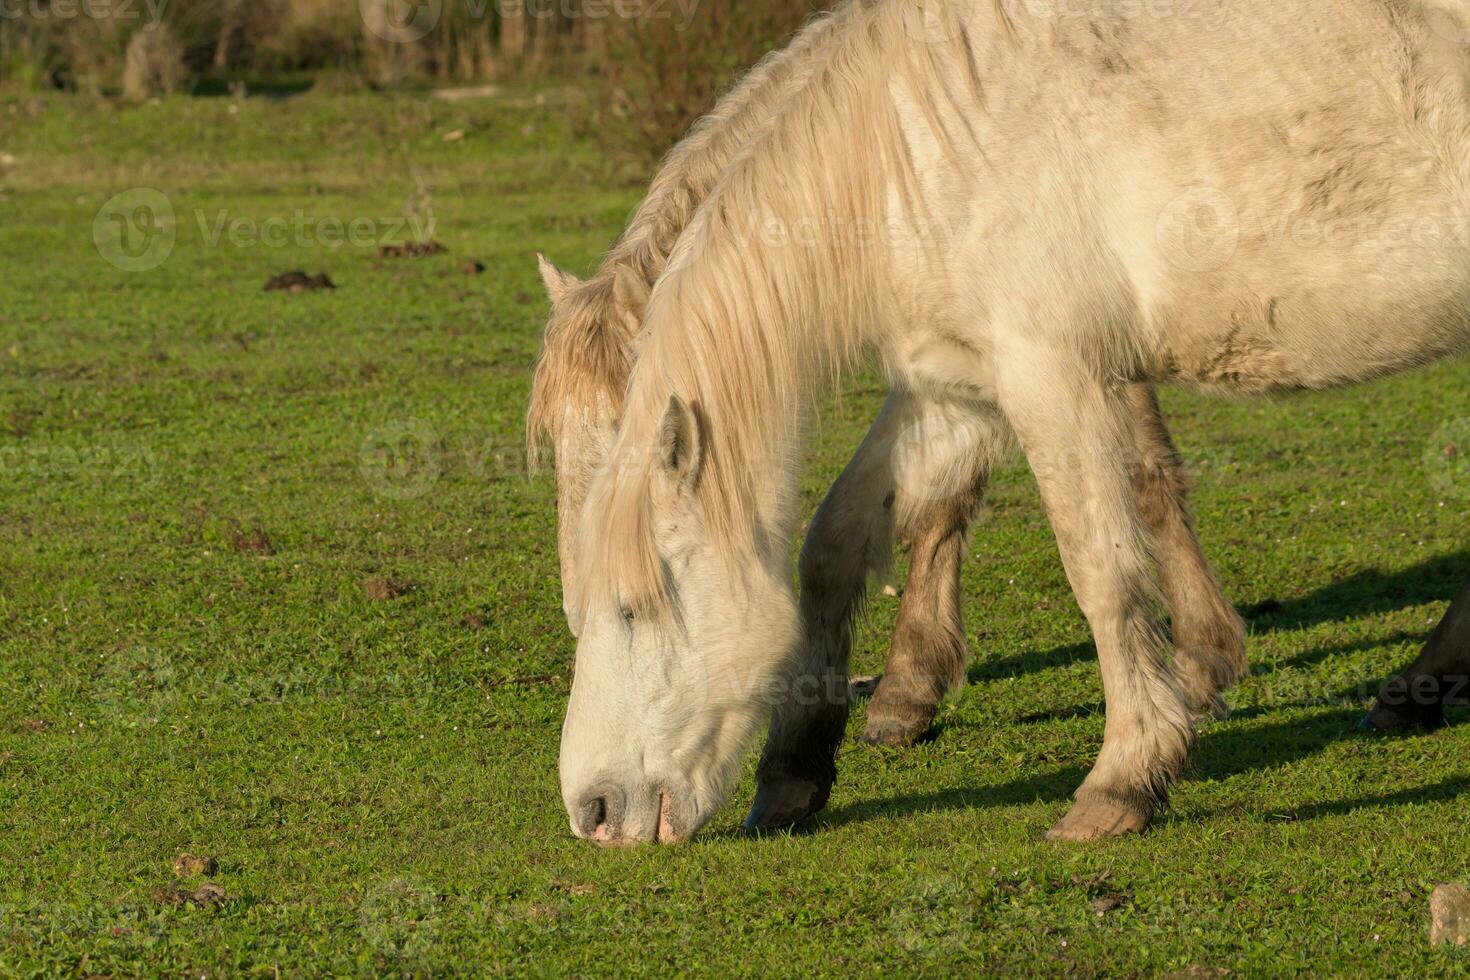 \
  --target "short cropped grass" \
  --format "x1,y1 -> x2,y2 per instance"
0,91 -> 1467,976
